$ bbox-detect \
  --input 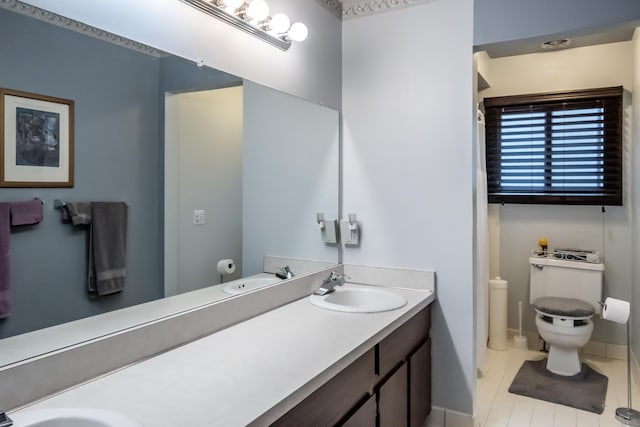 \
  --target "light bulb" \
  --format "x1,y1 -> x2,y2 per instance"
246,0 -> 269,21
287,22 -> 308,42
270,13 -> 290,34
